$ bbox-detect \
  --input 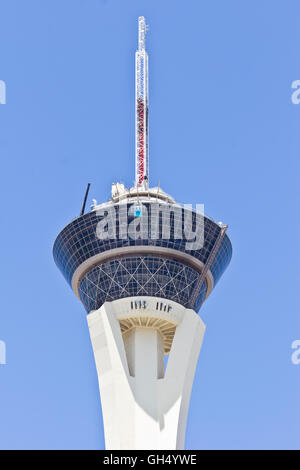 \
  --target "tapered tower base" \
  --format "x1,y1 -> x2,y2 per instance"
87,297 -> 205,450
